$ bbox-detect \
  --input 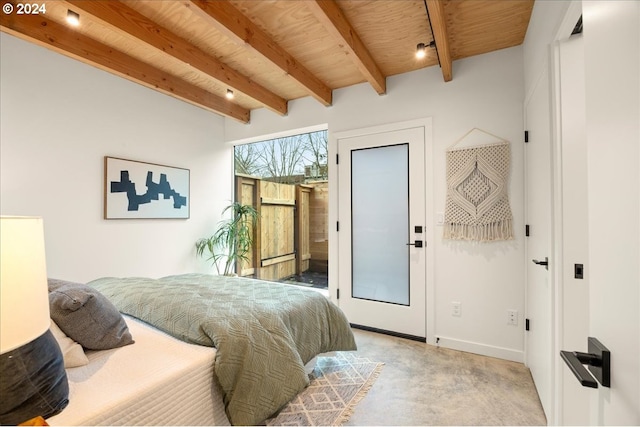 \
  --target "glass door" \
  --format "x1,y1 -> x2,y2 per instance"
338,126 -> 426,339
